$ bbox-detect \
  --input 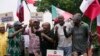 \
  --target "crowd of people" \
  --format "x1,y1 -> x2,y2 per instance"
0,13 -> 96,56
